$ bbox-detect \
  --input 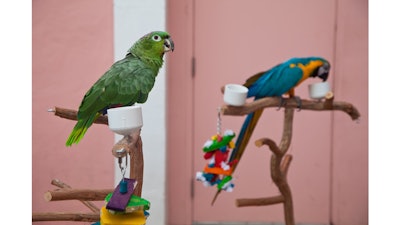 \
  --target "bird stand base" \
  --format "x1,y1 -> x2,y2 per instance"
100,207 -> 146,225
